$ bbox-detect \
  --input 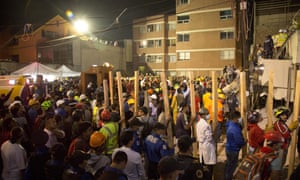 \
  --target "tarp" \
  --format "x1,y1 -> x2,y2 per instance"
11,62 -> 59,81
56,65 -> 81,77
